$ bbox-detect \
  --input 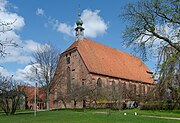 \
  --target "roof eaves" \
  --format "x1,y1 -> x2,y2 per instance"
89,71 -> 155,85
61,47 -> 77,55
76,49 -> 91,74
